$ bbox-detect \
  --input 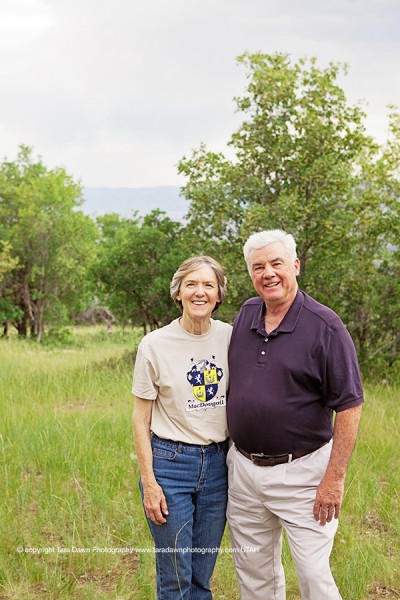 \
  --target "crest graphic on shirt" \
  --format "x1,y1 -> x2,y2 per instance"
186,356 -> 223,403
